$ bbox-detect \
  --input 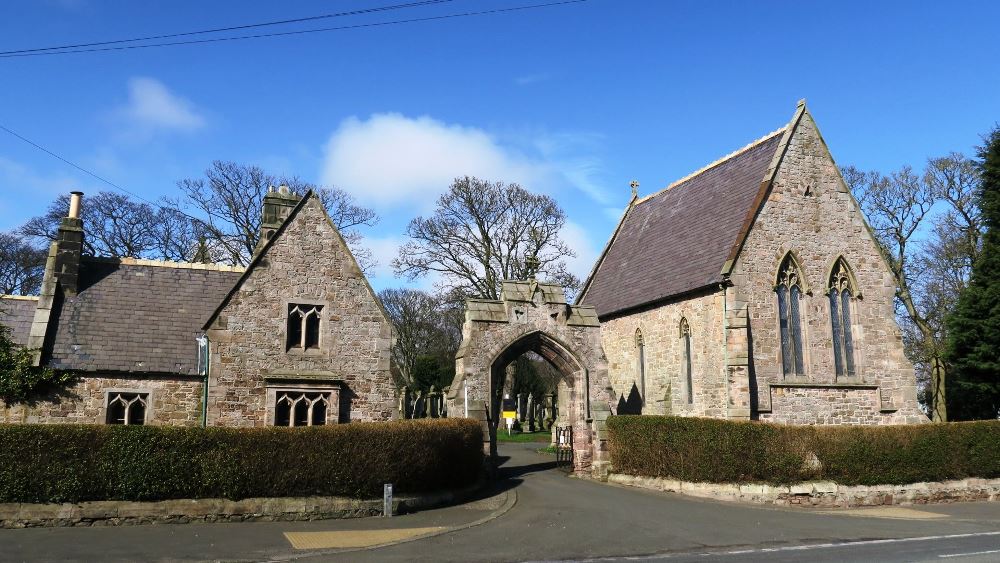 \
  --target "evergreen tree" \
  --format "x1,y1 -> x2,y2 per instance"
944,127 -> 1000,420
